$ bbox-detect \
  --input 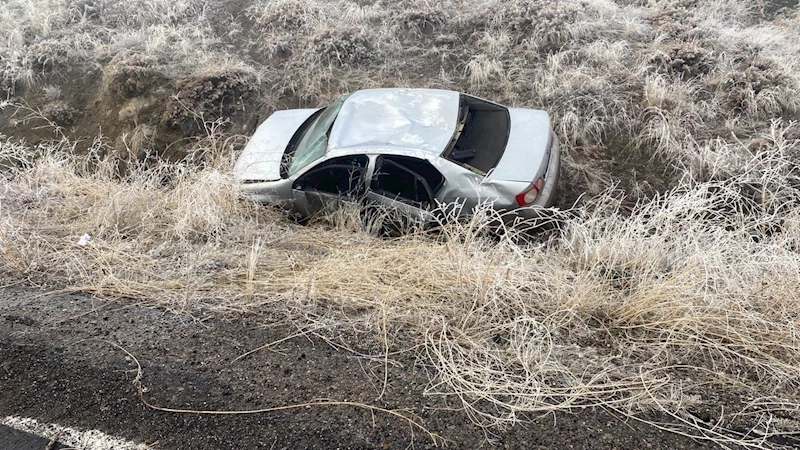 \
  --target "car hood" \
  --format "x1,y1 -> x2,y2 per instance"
233,108 -> 320,182
327,88 -> 460,156
487,108 -> 551,182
